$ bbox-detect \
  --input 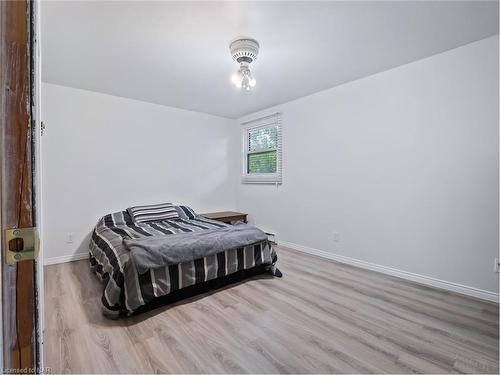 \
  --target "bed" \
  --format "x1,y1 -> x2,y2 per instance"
89,204 -> 280,318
